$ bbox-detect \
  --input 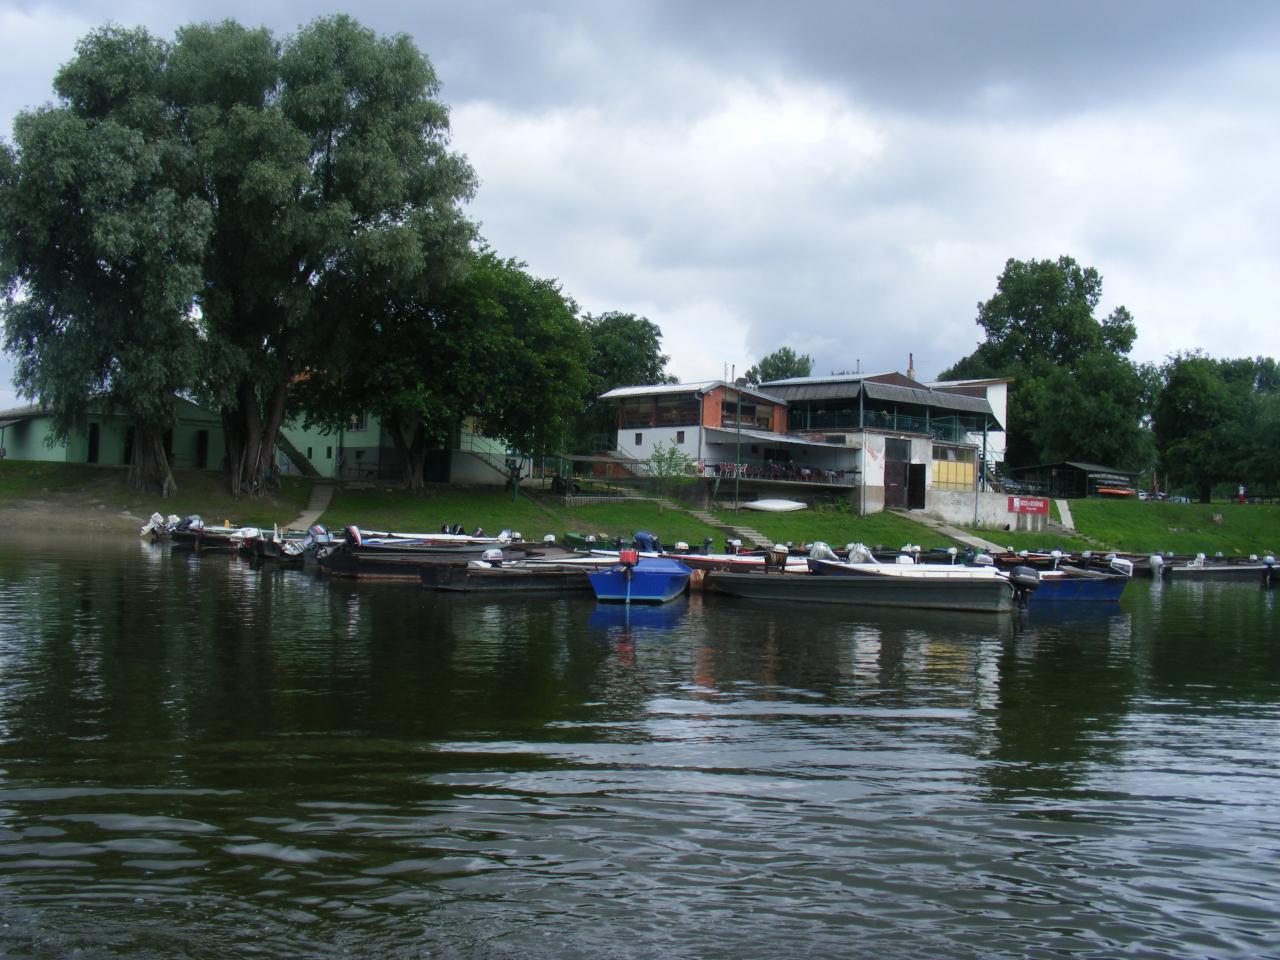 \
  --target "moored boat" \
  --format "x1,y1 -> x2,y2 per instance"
588,552 -> 692,604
